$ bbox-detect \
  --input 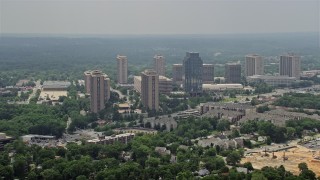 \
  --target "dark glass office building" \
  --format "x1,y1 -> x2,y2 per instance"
183,52 -> 203,95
